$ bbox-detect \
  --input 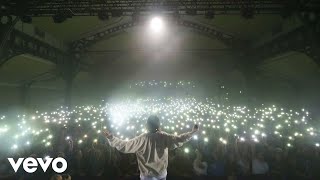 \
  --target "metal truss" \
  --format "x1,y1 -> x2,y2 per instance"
71,18 -> 241,54
0,51 -> 23,67
2,0 -> 319,16
0,27 -> 91,85
0,25 -> 85,107
247,25 -> 320,67
178,20 -> 239,46
72,21 -> 135,53
0,28 -> 67,66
